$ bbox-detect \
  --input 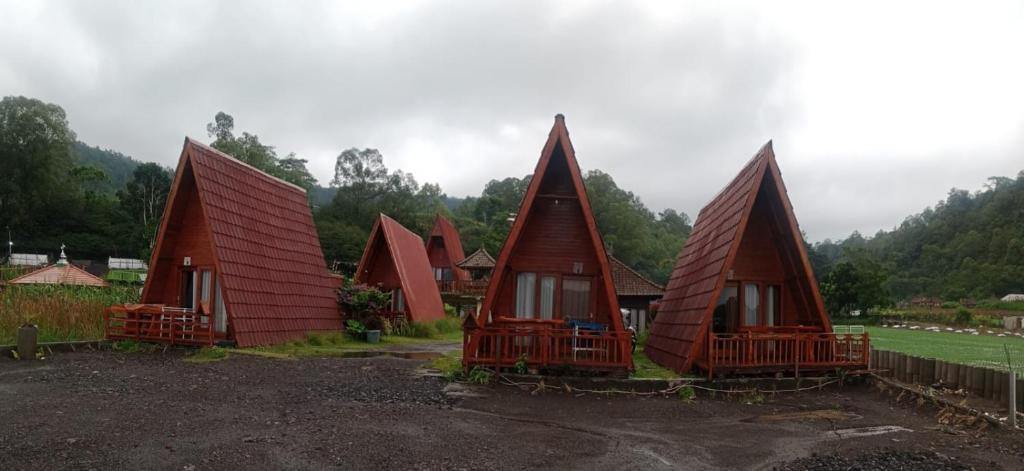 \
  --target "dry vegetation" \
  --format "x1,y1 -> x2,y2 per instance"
0,285 -> 139,344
